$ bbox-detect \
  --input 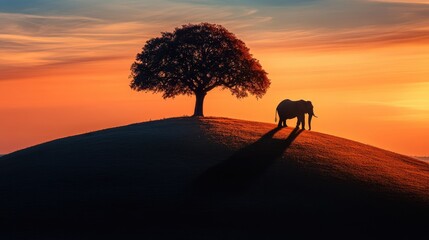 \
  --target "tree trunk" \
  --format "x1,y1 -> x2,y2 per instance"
193,92 -> 206,117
